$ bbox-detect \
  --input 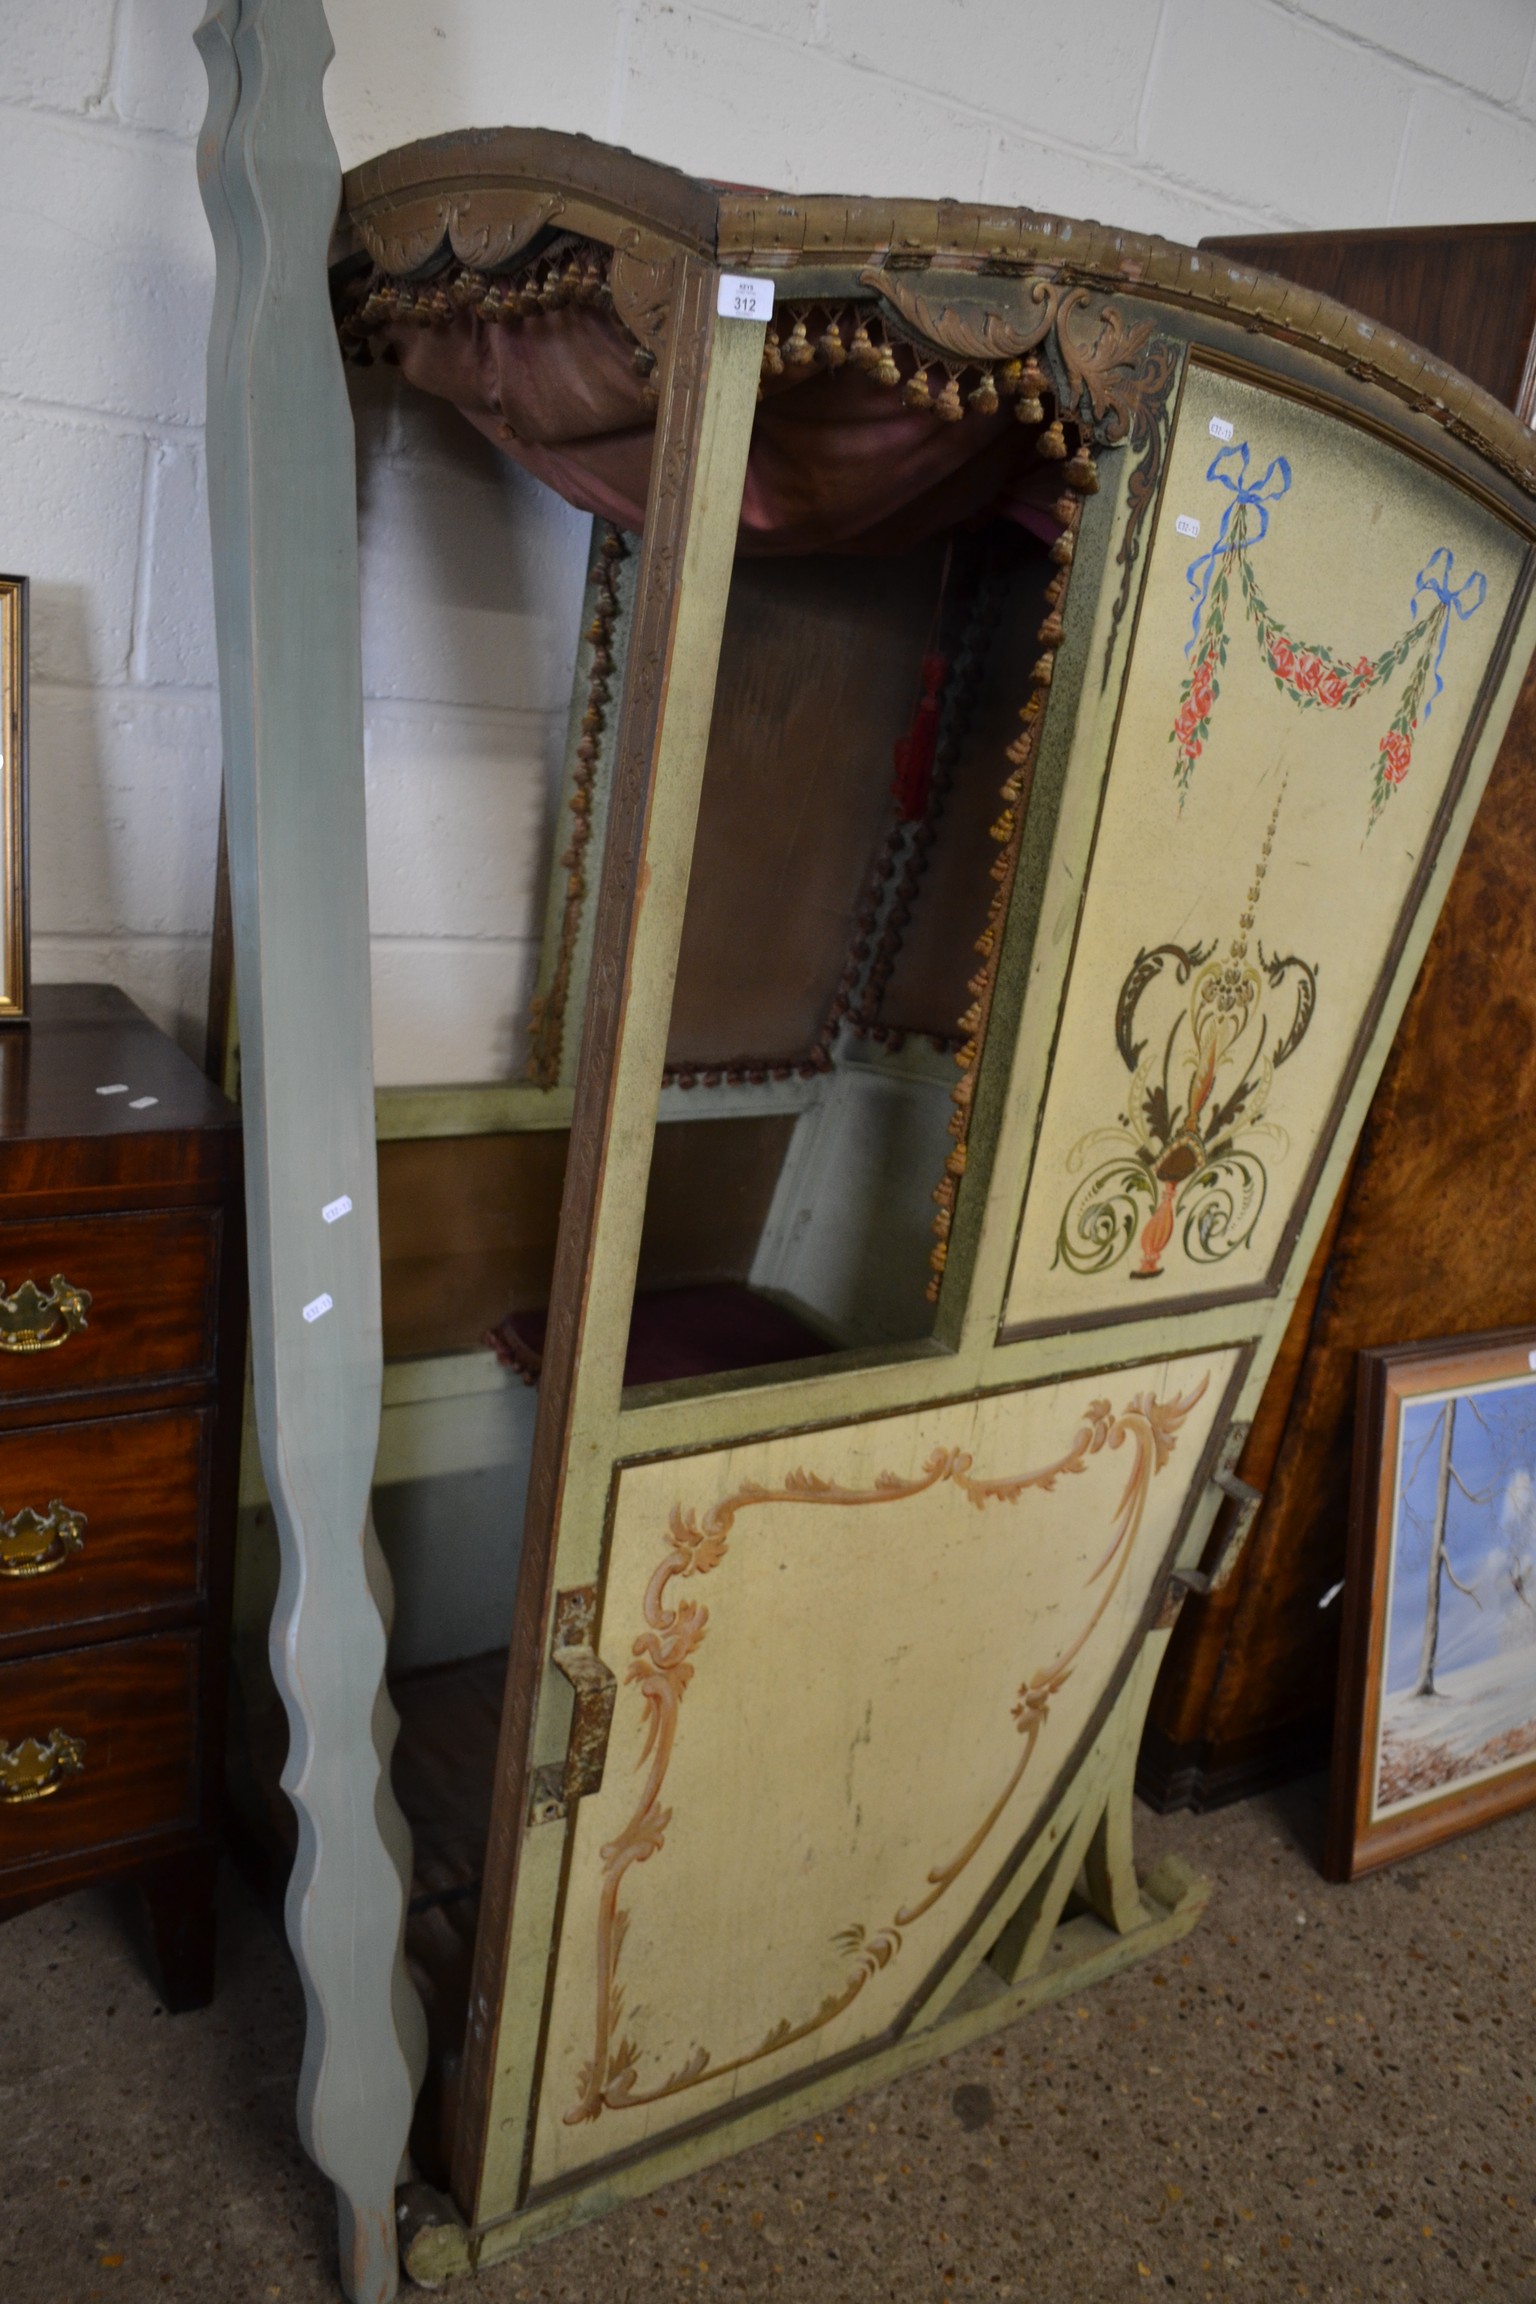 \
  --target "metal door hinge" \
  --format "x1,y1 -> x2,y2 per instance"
528,1585 -> 618,1826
